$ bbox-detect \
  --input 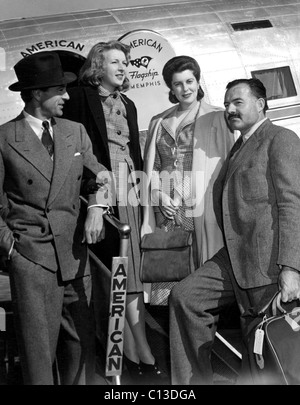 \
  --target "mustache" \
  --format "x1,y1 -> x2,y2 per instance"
228,113 -> 241,119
